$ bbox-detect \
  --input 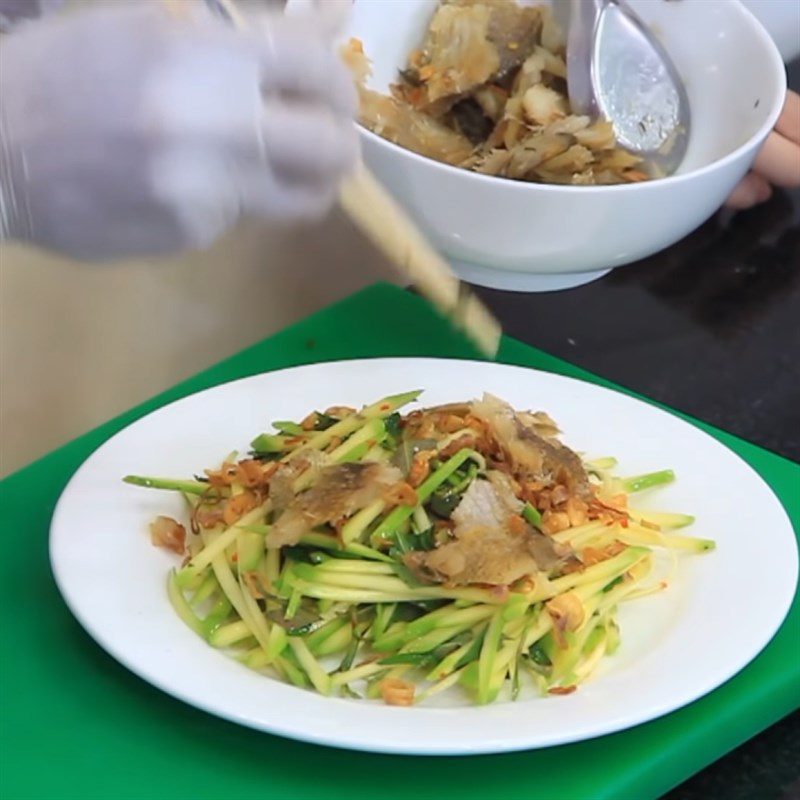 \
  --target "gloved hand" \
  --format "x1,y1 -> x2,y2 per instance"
283,0 -> 352,35
0,1 -> 358,261
0,0 -> 65,30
